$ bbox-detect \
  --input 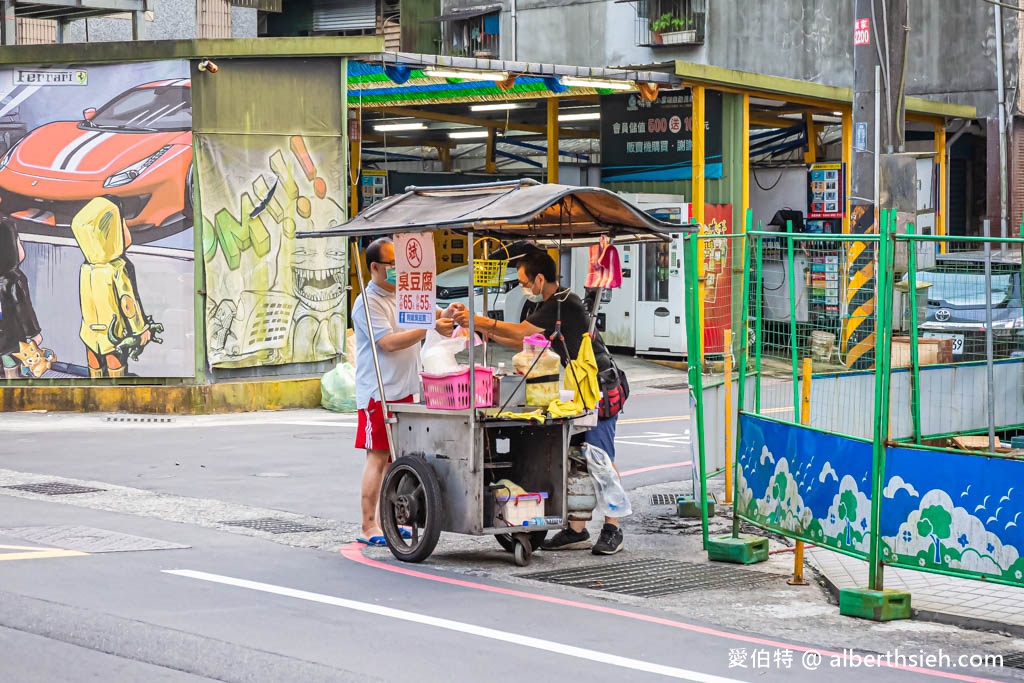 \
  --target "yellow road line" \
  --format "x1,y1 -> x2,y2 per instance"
0,543 -> 88,561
